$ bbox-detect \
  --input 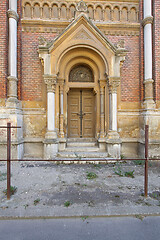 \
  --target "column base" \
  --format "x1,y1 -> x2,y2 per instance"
106,131 -> 122,158
45,130 -> 57,139
98,138 -> 106,151
43,139 -> 58,159
58,138 -> 67,151
6,97 -> 21,108
142,99 -> 155,110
